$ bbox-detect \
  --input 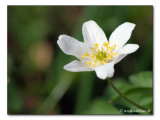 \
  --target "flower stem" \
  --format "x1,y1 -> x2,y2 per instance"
107,78 -> 152,114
